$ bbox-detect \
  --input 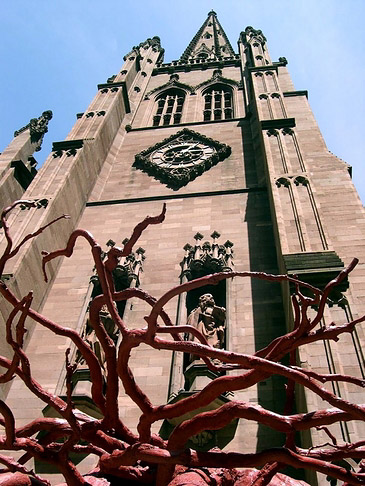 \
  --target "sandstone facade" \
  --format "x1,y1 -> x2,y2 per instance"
1,12 -> 364,485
